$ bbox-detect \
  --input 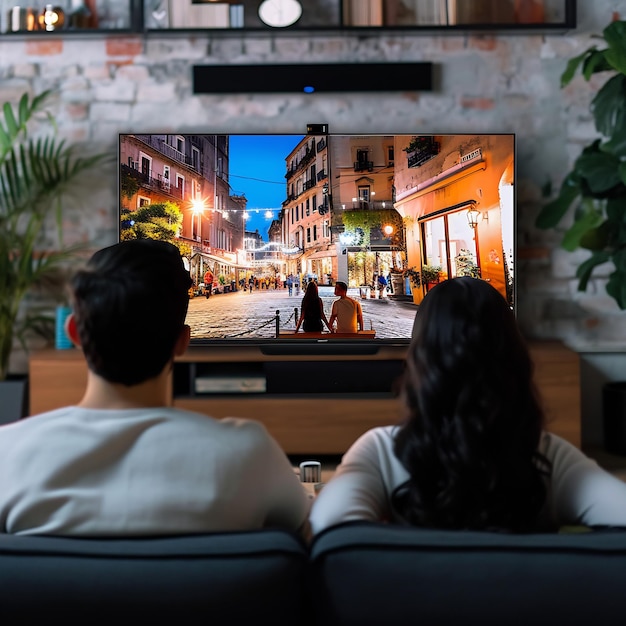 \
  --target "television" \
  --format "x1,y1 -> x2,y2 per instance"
118,131 -> 515,353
